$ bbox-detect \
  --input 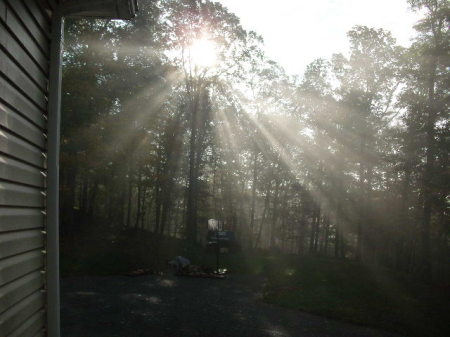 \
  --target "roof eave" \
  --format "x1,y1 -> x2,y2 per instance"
60,0 -> 138,20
